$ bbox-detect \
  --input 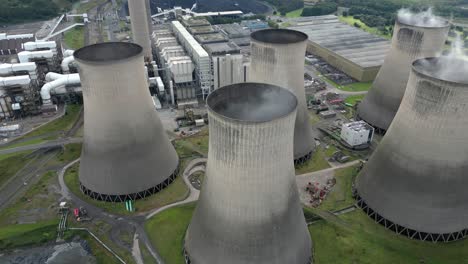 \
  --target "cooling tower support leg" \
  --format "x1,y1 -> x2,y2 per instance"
79,165 -> 180,203
354,194 -> 468,243
294,151 -> 313,166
